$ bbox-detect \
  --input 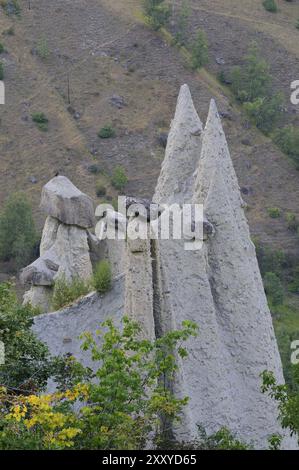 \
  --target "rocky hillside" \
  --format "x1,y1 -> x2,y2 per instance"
0,0 -> 299,251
